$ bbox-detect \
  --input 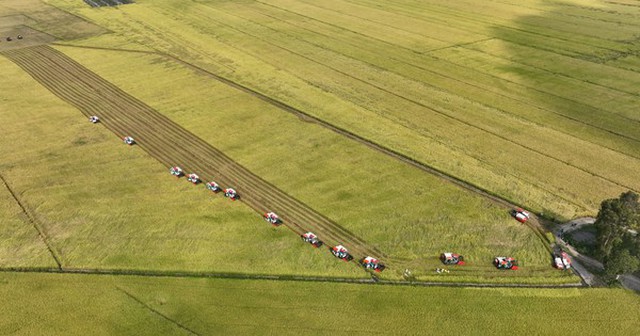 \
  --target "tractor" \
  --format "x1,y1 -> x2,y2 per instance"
511,208 -> 531,223
89,116 -> 99,123
170,166 -> 183,177
224,188 -> 239,200
494,257 -> 518,270
440,252 -> 465,265
123,136 -> 135,145
186,173 -> 200,184
301,232 -> 323,248
361,256 -> 385,272
263,212 -> 281,226
331,245 -> 352,261
206,181 -> 221,192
